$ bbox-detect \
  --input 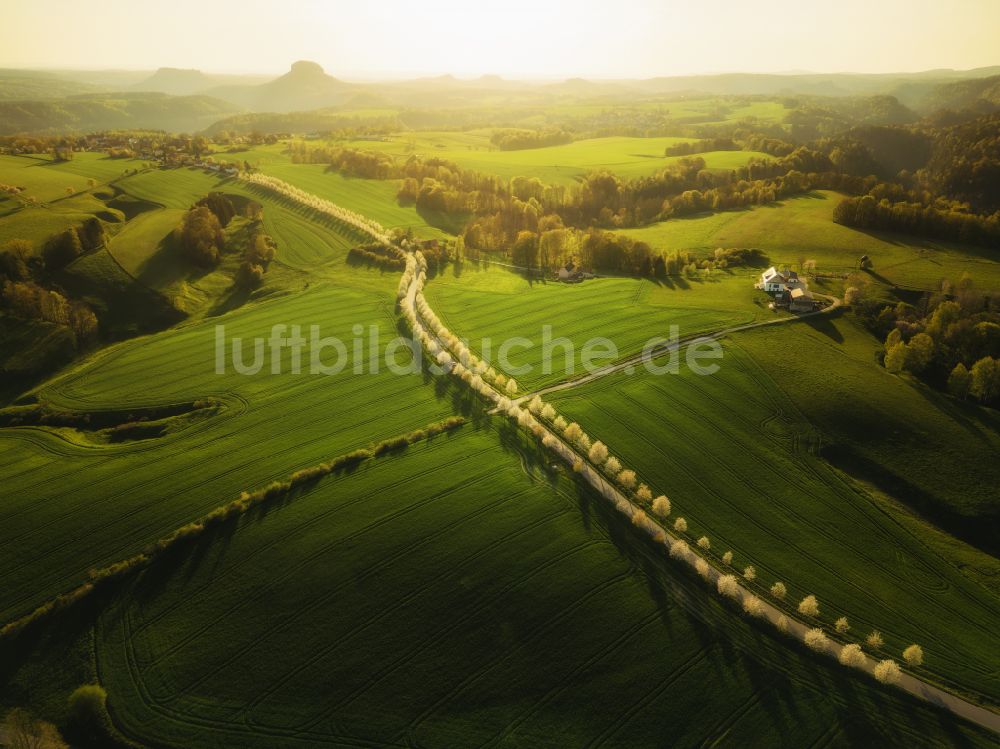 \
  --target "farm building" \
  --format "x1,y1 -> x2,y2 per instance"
756,266 -> 789,292
788,287 -> 817,312
558,262 -> 583,282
